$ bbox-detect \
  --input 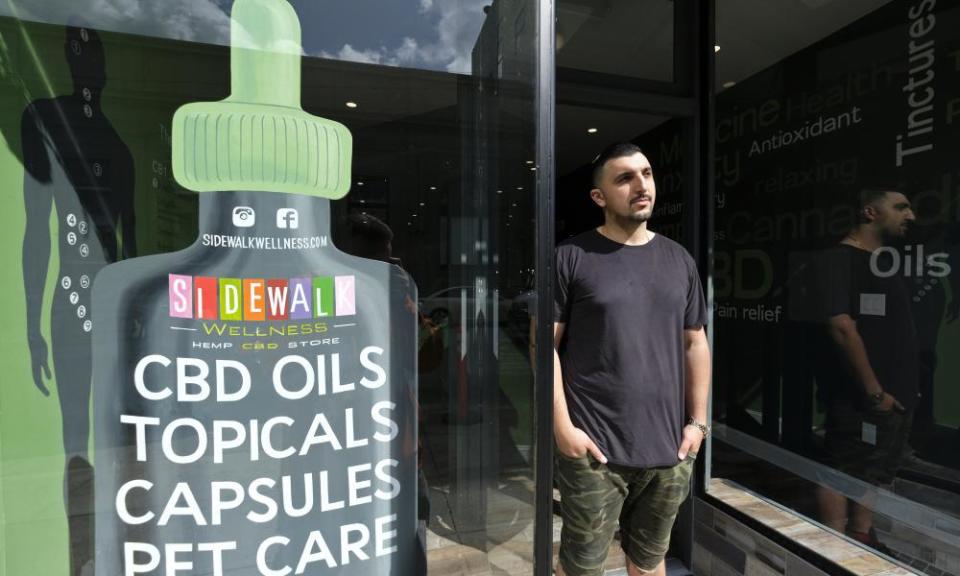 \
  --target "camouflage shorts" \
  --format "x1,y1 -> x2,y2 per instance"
555,451 -> 695,575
